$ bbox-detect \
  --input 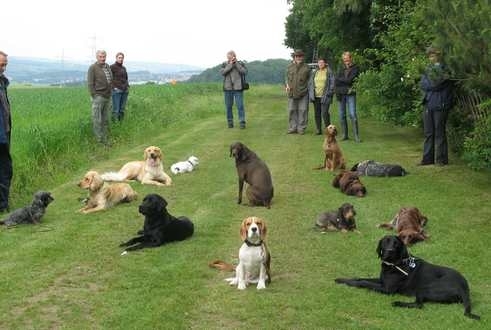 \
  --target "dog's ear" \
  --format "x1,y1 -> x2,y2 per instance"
376,238 -> 384,258
332,173 -> 342,188
257,217 -> 267,239
240,219 -> 248,241
89,173 -> 103,191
